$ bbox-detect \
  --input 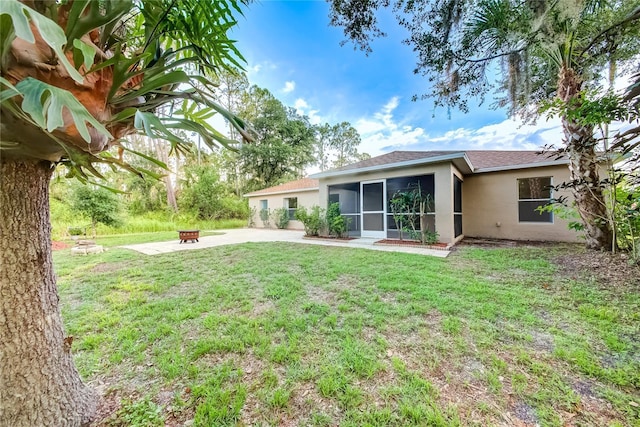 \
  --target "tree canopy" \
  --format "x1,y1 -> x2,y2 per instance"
0,0 -> 252,178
